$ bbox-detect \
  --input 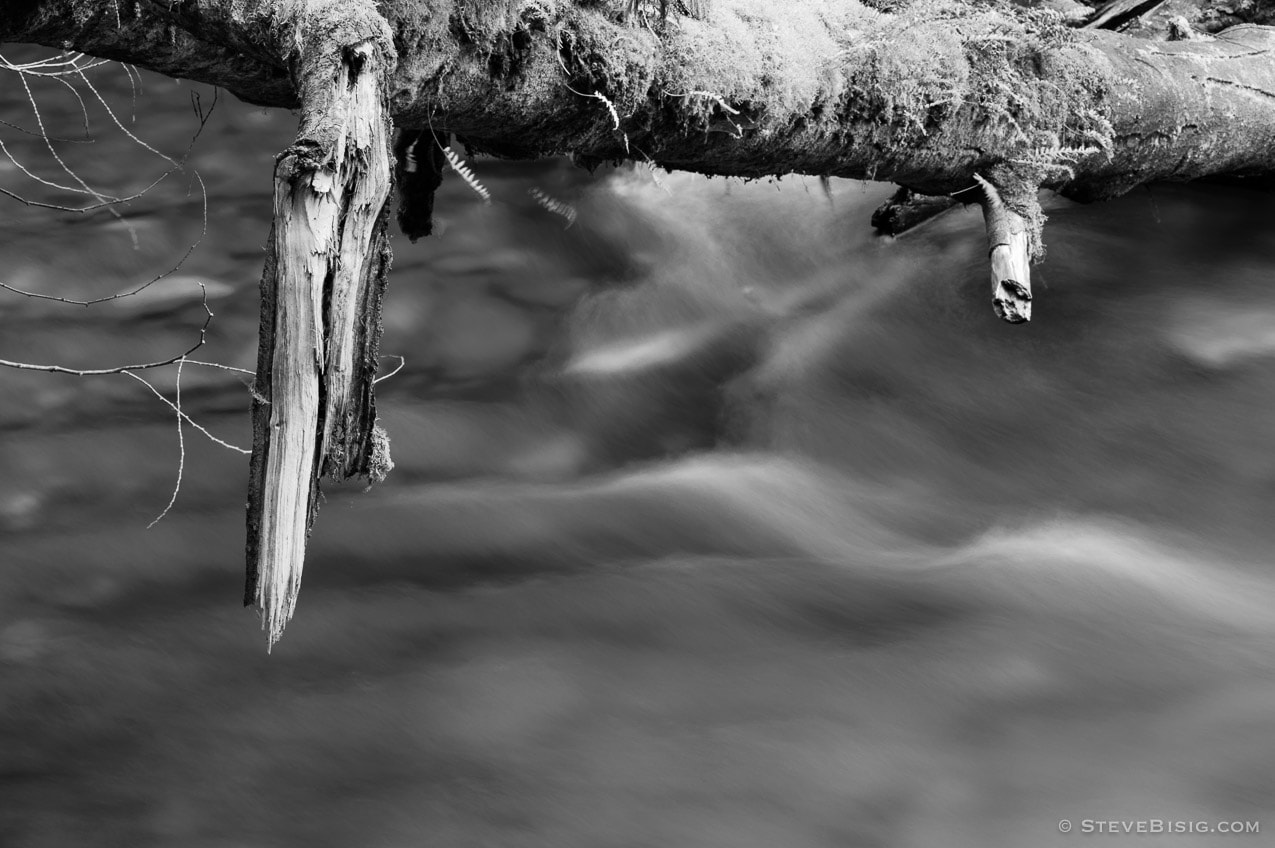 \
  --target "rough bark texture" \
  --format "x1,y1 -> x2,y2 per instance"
386,2 -> 1275,206
250,24 -> 395,648
5,0 -> 1275,643
7,2 -> 1274,197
